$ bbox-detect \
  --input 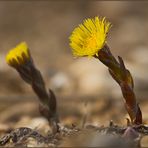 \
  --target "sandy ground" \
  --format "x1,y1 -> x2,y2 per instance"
0,1 -> 148,147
